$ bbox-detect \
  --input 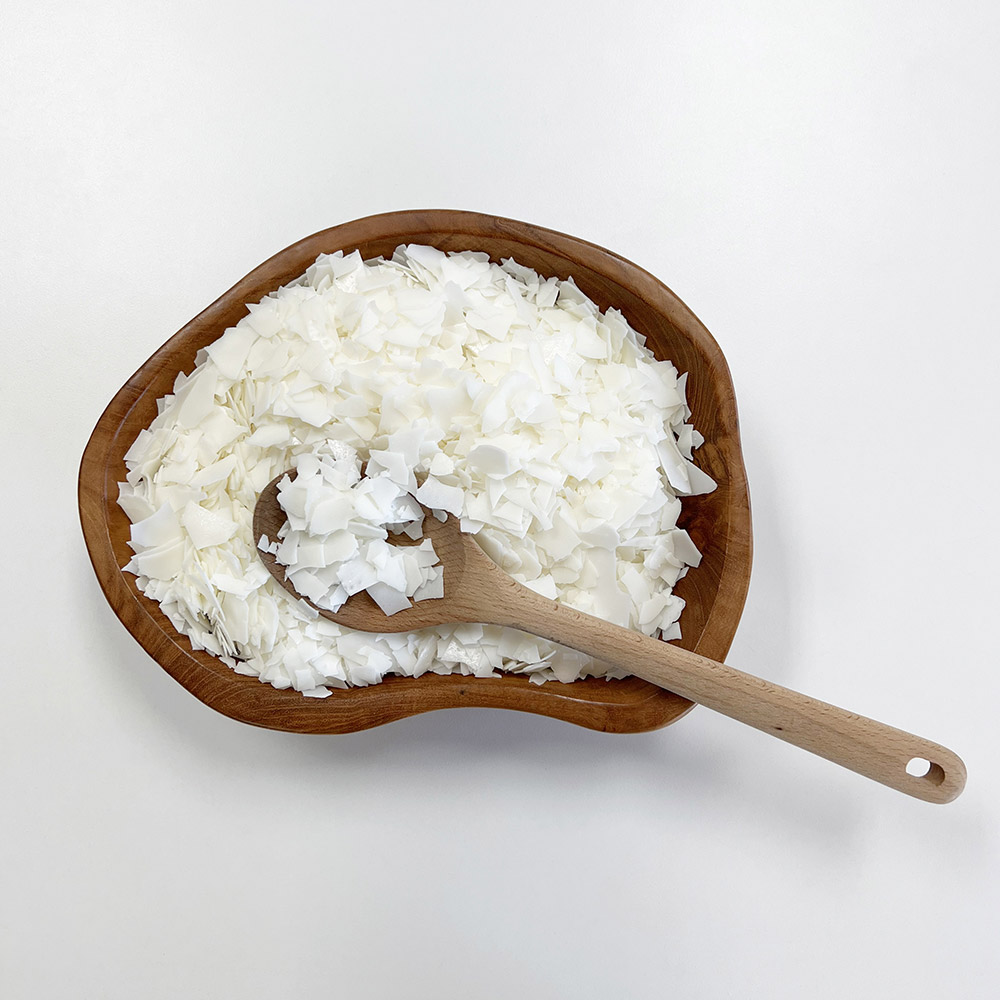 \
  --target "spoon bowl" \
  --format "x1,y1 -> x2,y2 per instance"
254,471 -> 477,633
